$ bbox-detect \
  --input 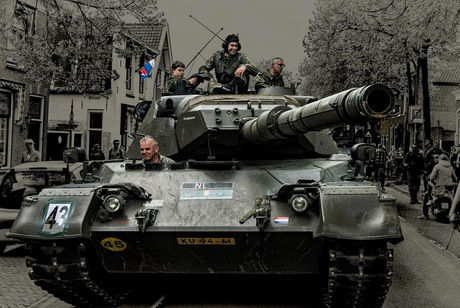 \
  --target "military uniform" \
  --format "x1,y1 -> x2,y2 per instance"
199,51 -> 258,93
199,34 -> 258,94
254,69 -> 285,92
166,75 -> 201,93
